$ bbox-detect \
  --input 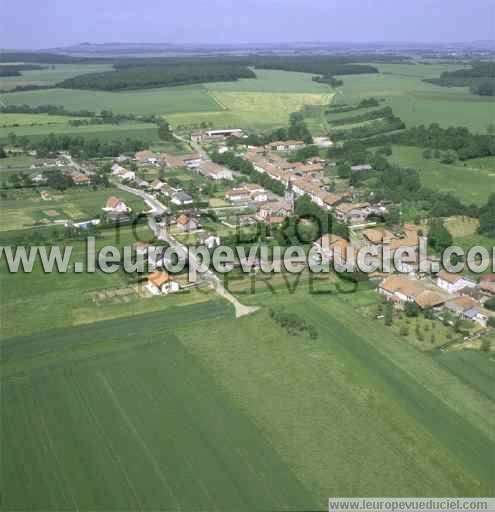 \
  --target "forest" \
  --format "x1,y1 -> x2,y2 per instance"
425,61 -> 495,96
363,123 -> 495,160
0,64 -> 46,77
57,62 -> 257,90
